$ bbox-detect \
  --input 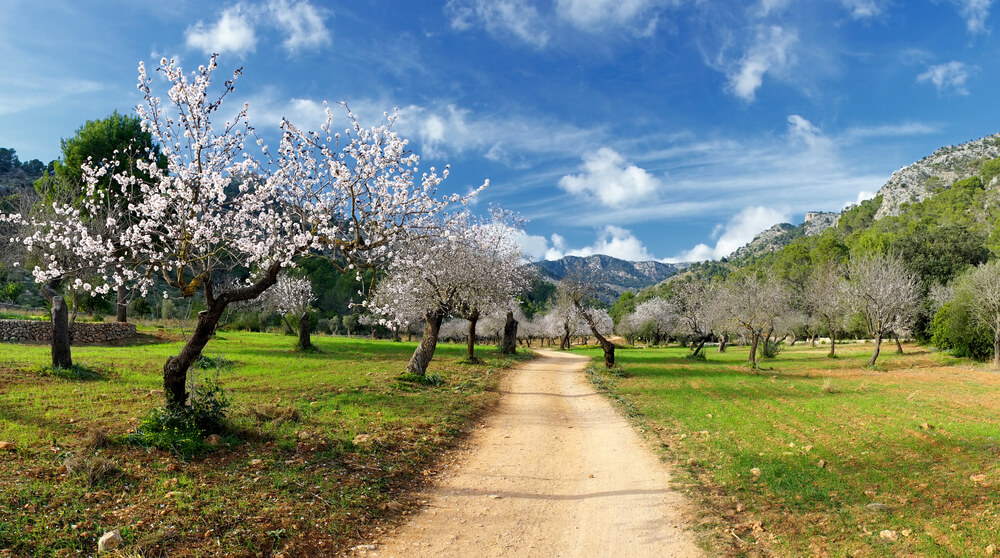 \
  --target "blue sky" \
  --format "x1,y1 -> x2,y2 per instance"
1,0 -> 997,262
